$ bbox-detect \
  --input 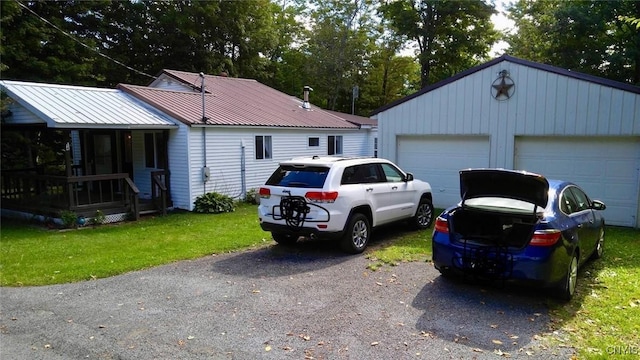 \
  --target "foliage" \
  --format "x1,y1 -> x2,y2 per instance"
506,0 -> 640,85
619,15 -> 640,29
379,0 -> 499,88
244,188 -> 259,205
193,192 -> 236,214
59,210 -> 78,229
90,210 -> 106,226
0,0 -> 103,85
